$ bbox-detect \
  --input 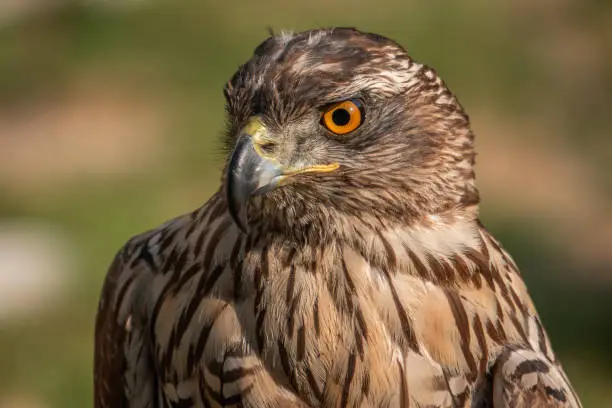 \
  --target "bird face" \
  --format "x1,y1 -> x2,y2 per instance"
223,28 -> 478,236
226,114 -> 341,232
